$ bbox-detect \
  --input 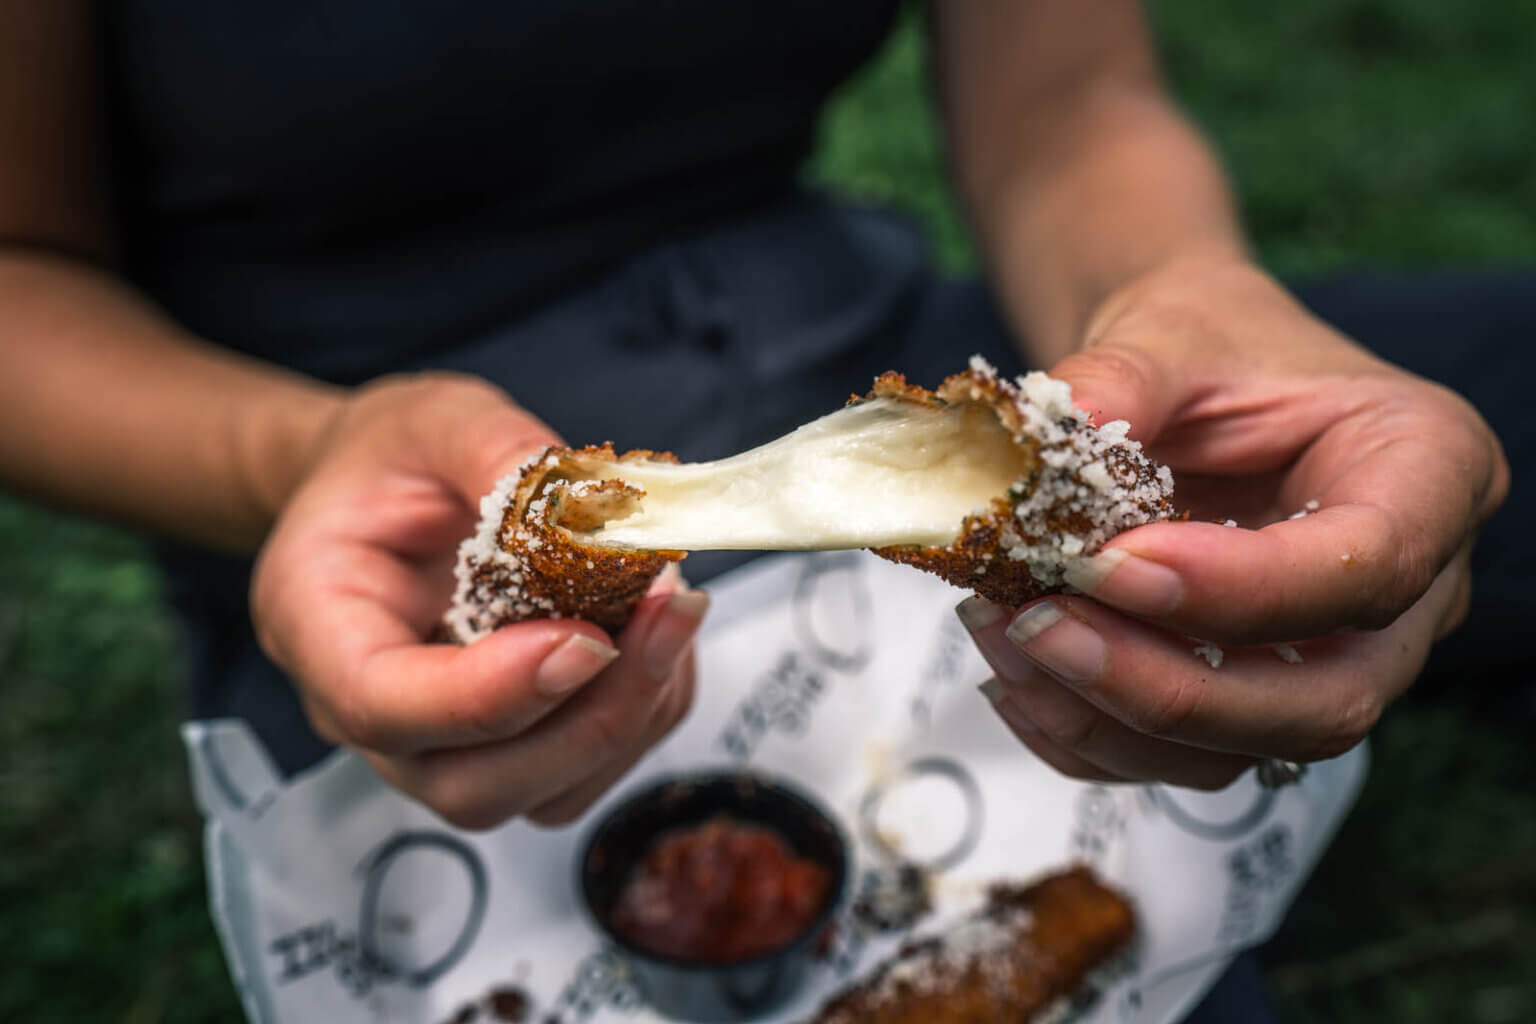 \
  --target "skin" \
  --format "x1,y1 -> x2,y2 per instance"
0,2 -> 705,830
937,0 -> 1507,788
0,0 -> 1508,828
